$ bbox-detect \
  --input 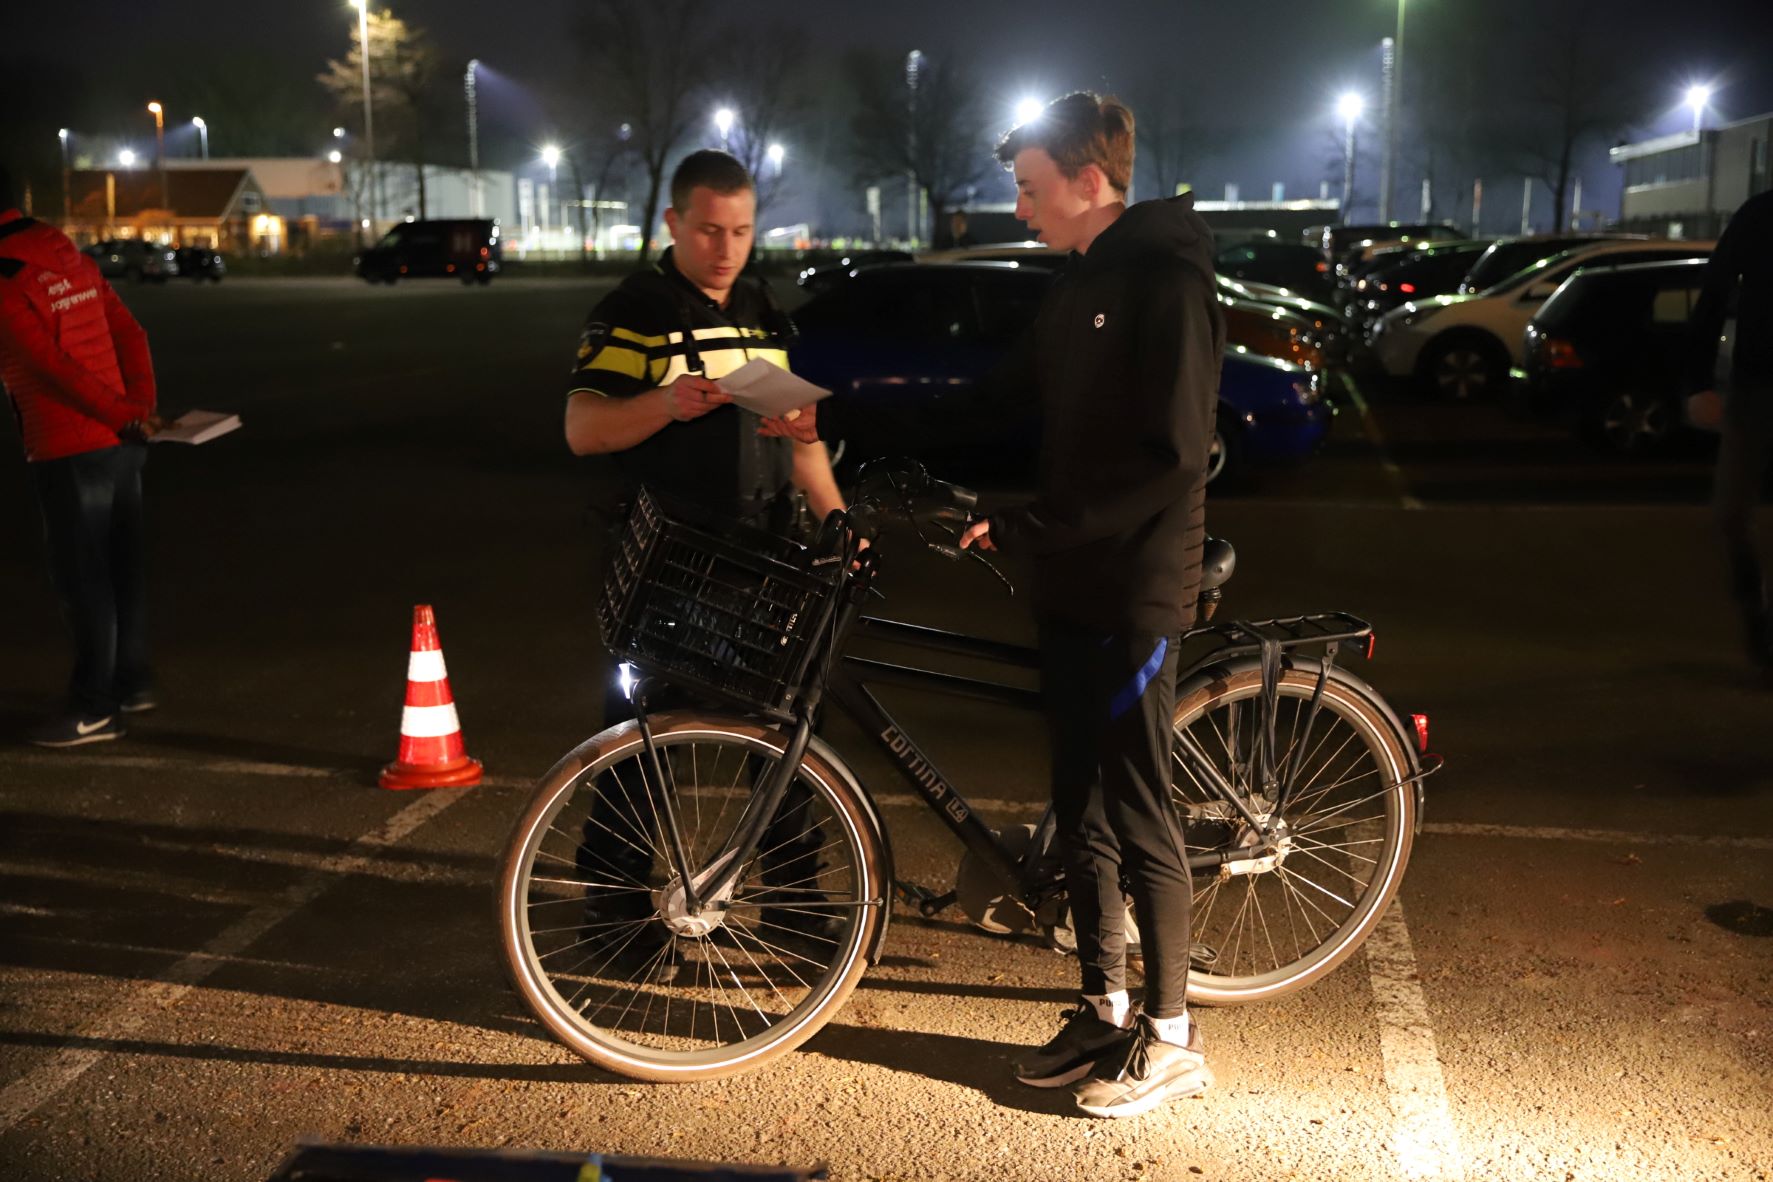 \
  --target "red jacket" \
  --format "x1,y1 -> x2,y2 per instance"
0,209 -> 156,462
